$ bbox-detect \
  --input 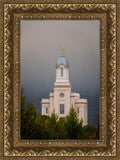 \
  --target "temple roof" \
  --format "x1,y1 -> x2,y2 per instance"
56,53 -> 69,67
